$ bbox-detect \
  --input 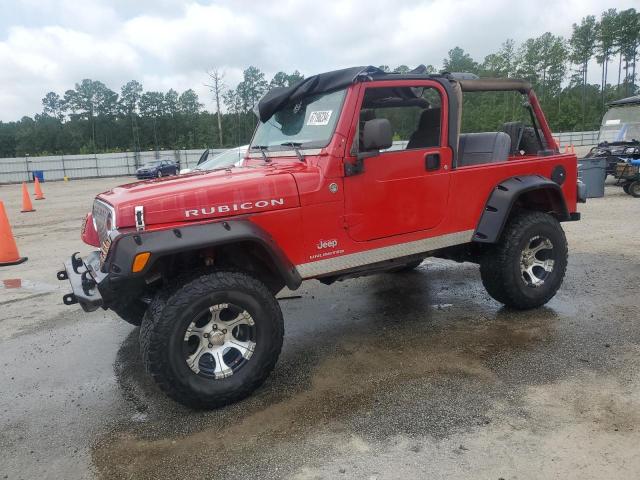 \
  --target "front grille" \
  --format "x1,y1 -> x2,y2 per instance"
92,199 -> 116,258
